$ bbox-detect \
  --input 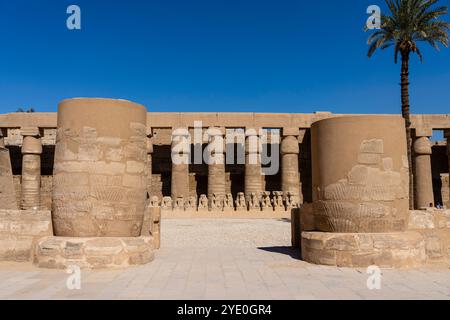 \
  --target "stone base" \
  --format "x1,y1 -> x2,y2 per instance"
301,231 -> 427,268
34,236 -> 154,269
